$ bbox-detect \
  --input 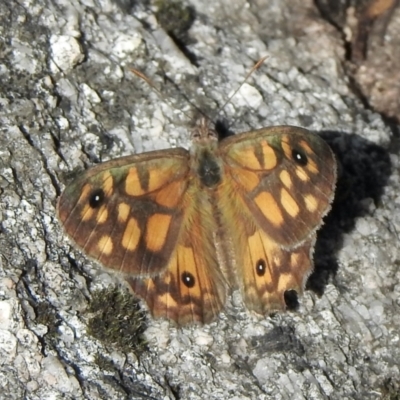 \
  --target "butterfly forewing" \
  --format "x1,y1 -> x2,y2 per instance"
220,126 -> 336,247
57,149 -> 191,276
